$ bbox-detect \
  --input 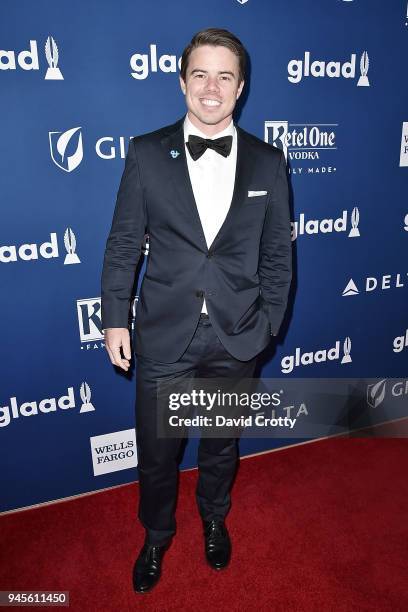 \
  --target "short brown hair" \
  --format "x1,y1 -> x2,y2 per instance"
180,28 -> 247,84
